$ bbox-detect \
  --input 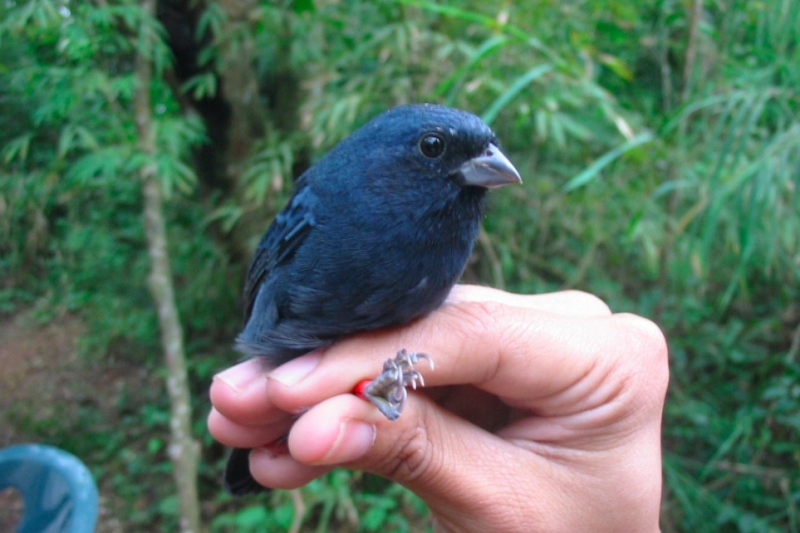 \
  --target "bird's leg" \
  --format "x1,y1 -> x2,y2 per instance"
356,349 -> 434,421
